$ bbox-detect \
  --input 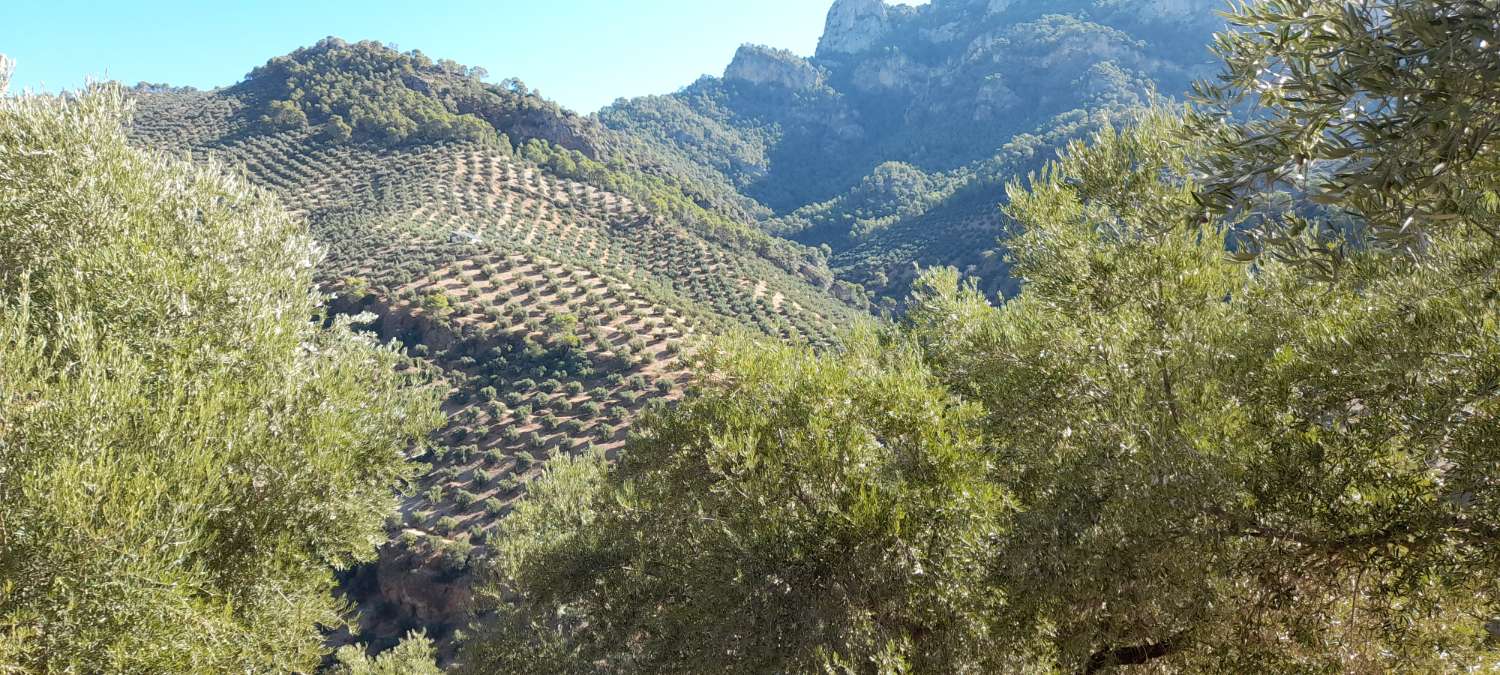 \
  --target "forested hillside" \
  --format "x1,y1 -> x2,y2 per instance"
602,0 -> 1228,303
